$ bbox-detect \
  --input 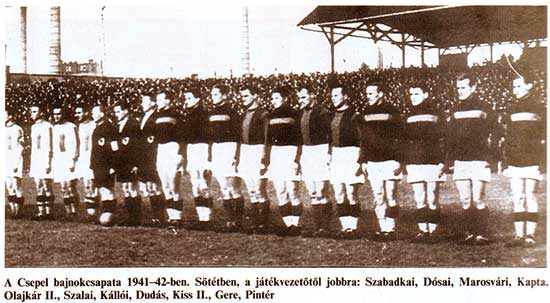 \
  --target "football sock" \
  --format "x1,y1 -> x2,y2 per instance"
249,202 -> 259,226
290,204 -> 303,226
195,197 -> 211,222
311,203 -> 322,229
526,212 -> 538,236
320,202 -> 332,230
234,197 -> 244,225
258,201 -> 270,226
165,198 -> 181,222
223,199 -> 235,222
513,211 -> 527,237
279,203 -> 292,227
